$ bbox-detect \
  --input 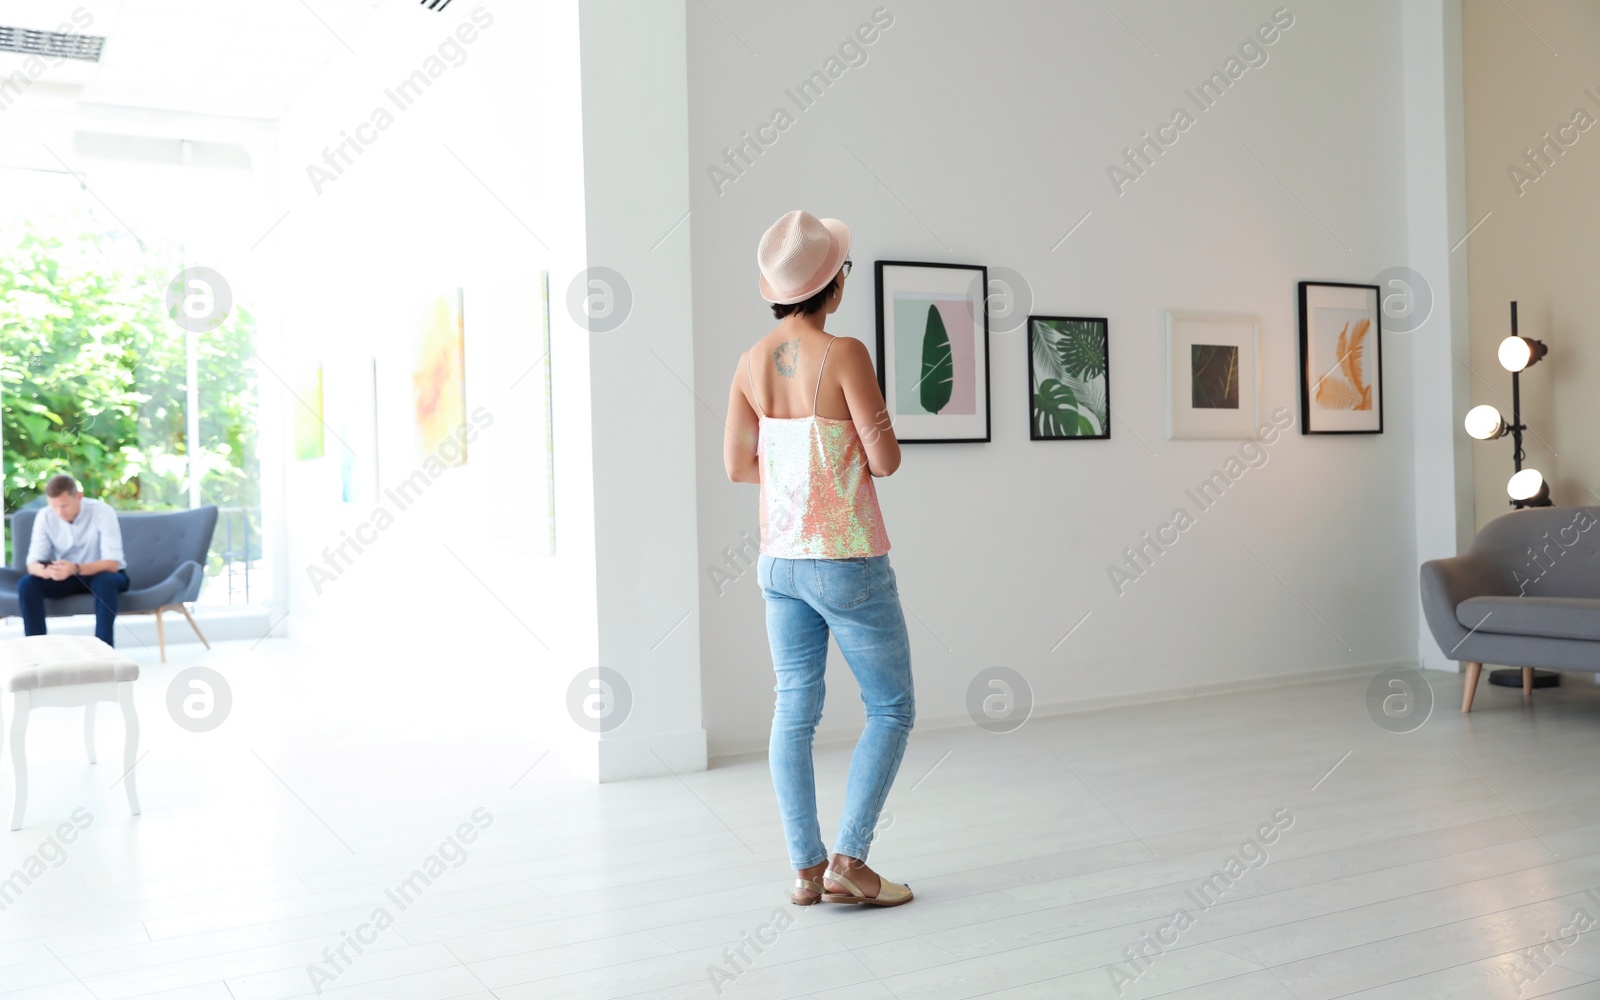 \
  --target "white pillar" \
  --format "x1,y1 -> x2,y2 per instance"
1402,0 -> 1476,671
563,0 -> 706,779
